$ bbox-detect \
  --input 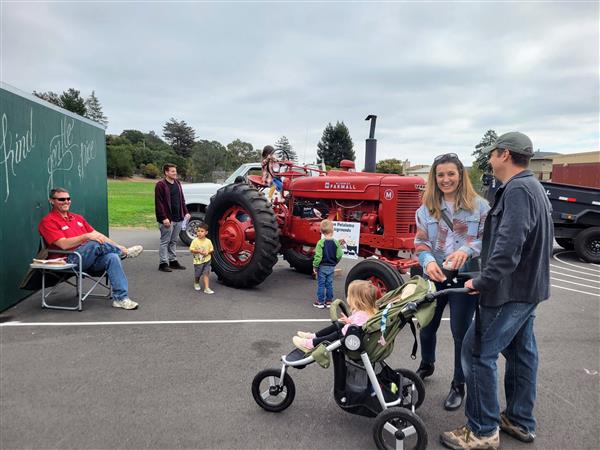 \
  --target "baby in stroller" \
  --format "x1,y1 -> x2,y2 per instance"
292,280 -> 378,353
252,275 -> 470,449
